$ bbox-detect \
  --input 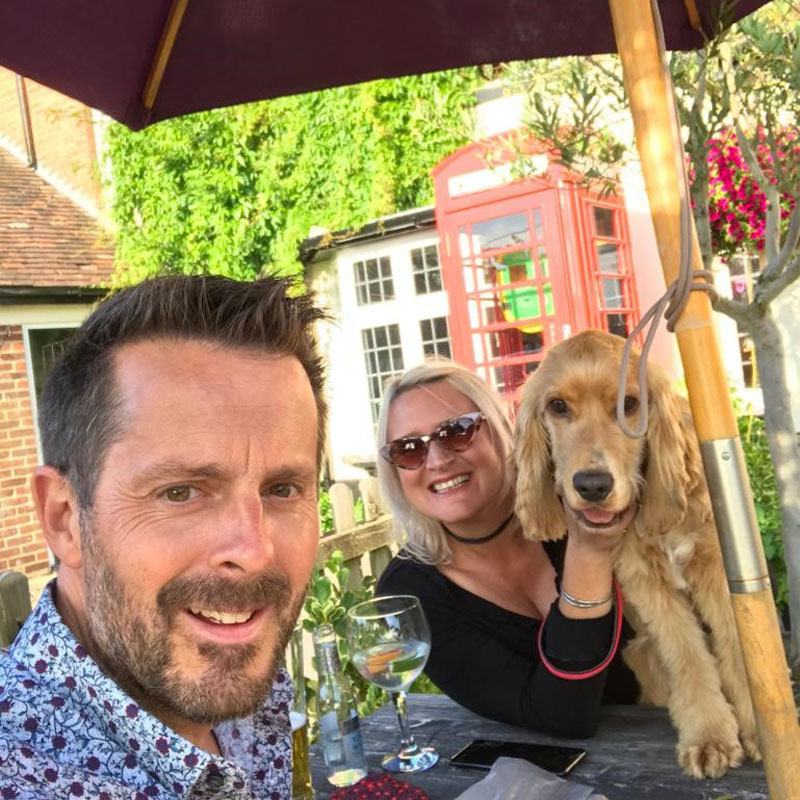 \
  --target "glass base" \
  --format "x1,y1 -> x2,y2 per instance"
381,746 -> 439,773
